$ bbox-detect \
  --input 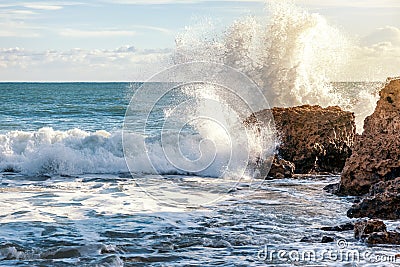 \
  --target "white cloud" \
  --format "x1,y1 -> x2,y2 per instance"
133,25 -> 173,35
101,0 -> 400,8
59,29 -> 137,38
294,0 -> 400,8
336,26 -> 400,81
0,46 -> 172,81
361,26 -> 400,46
0,30 -> 40,38
9,10 -> 37,15
0,22 -> 43,37
23,3 -> 63,10
0,1 -> 83,10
